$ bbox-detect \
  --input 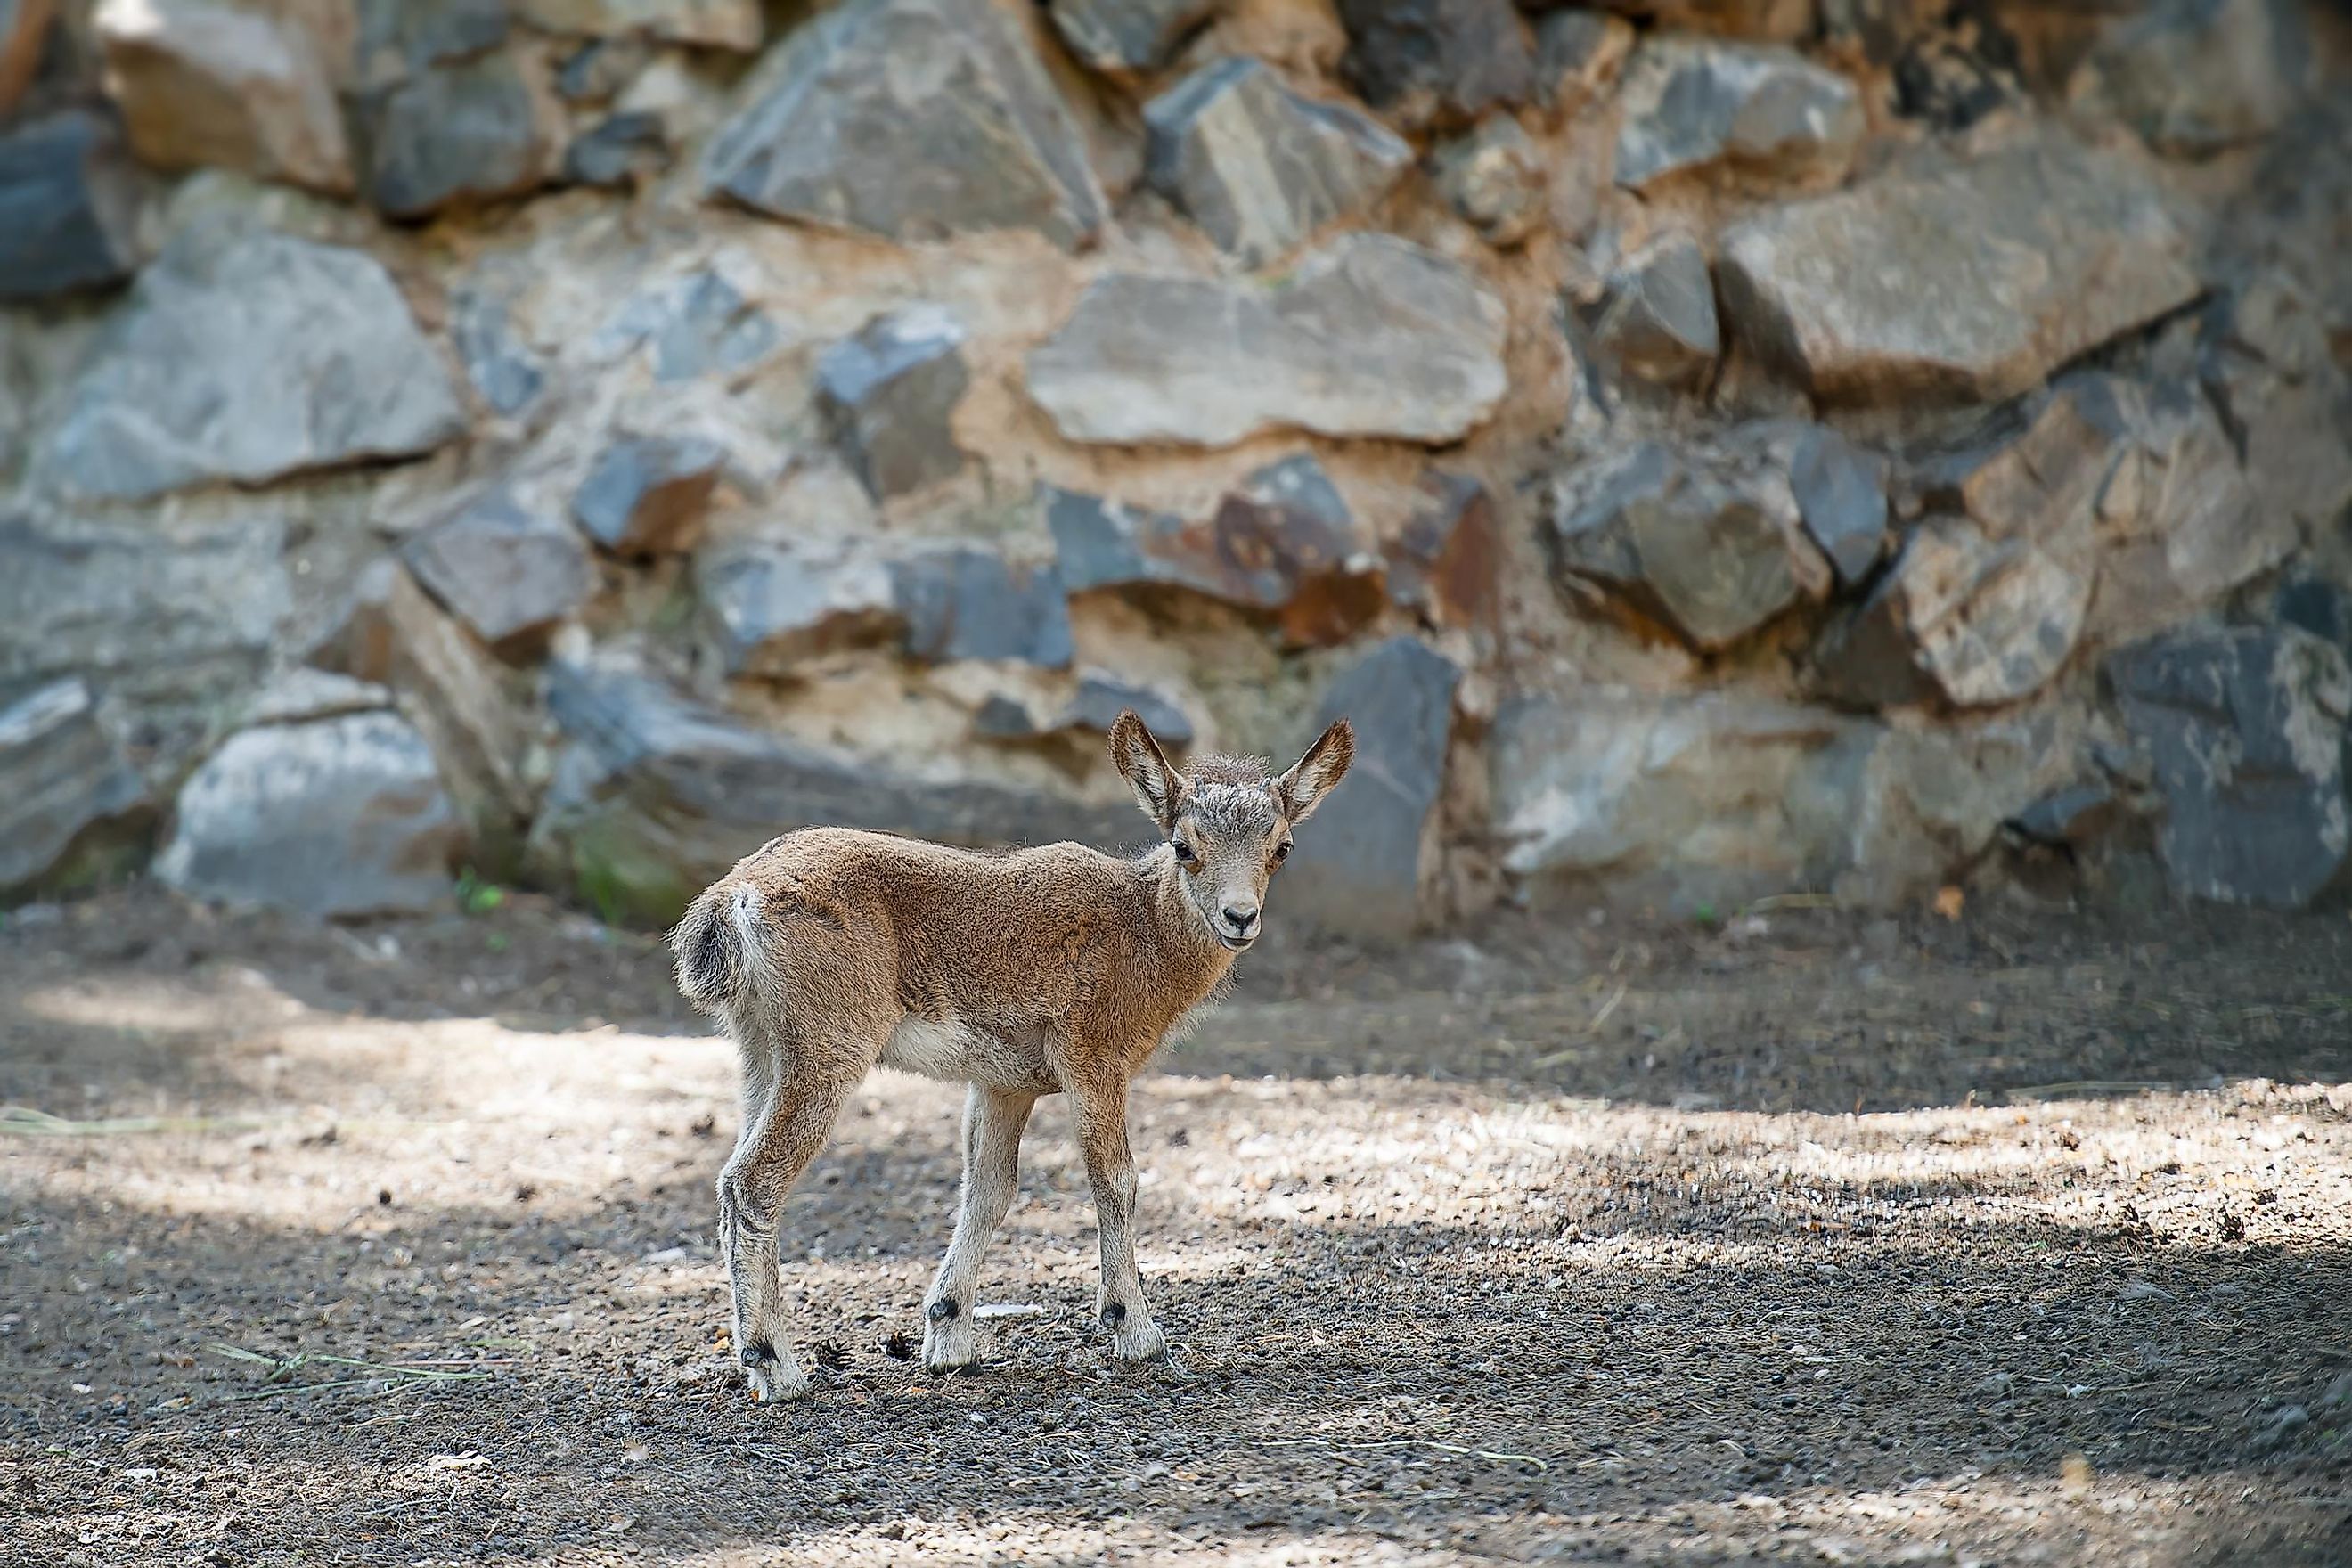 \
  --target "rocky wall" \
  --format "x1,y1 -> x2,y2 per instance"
1,0 -> 2348,932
